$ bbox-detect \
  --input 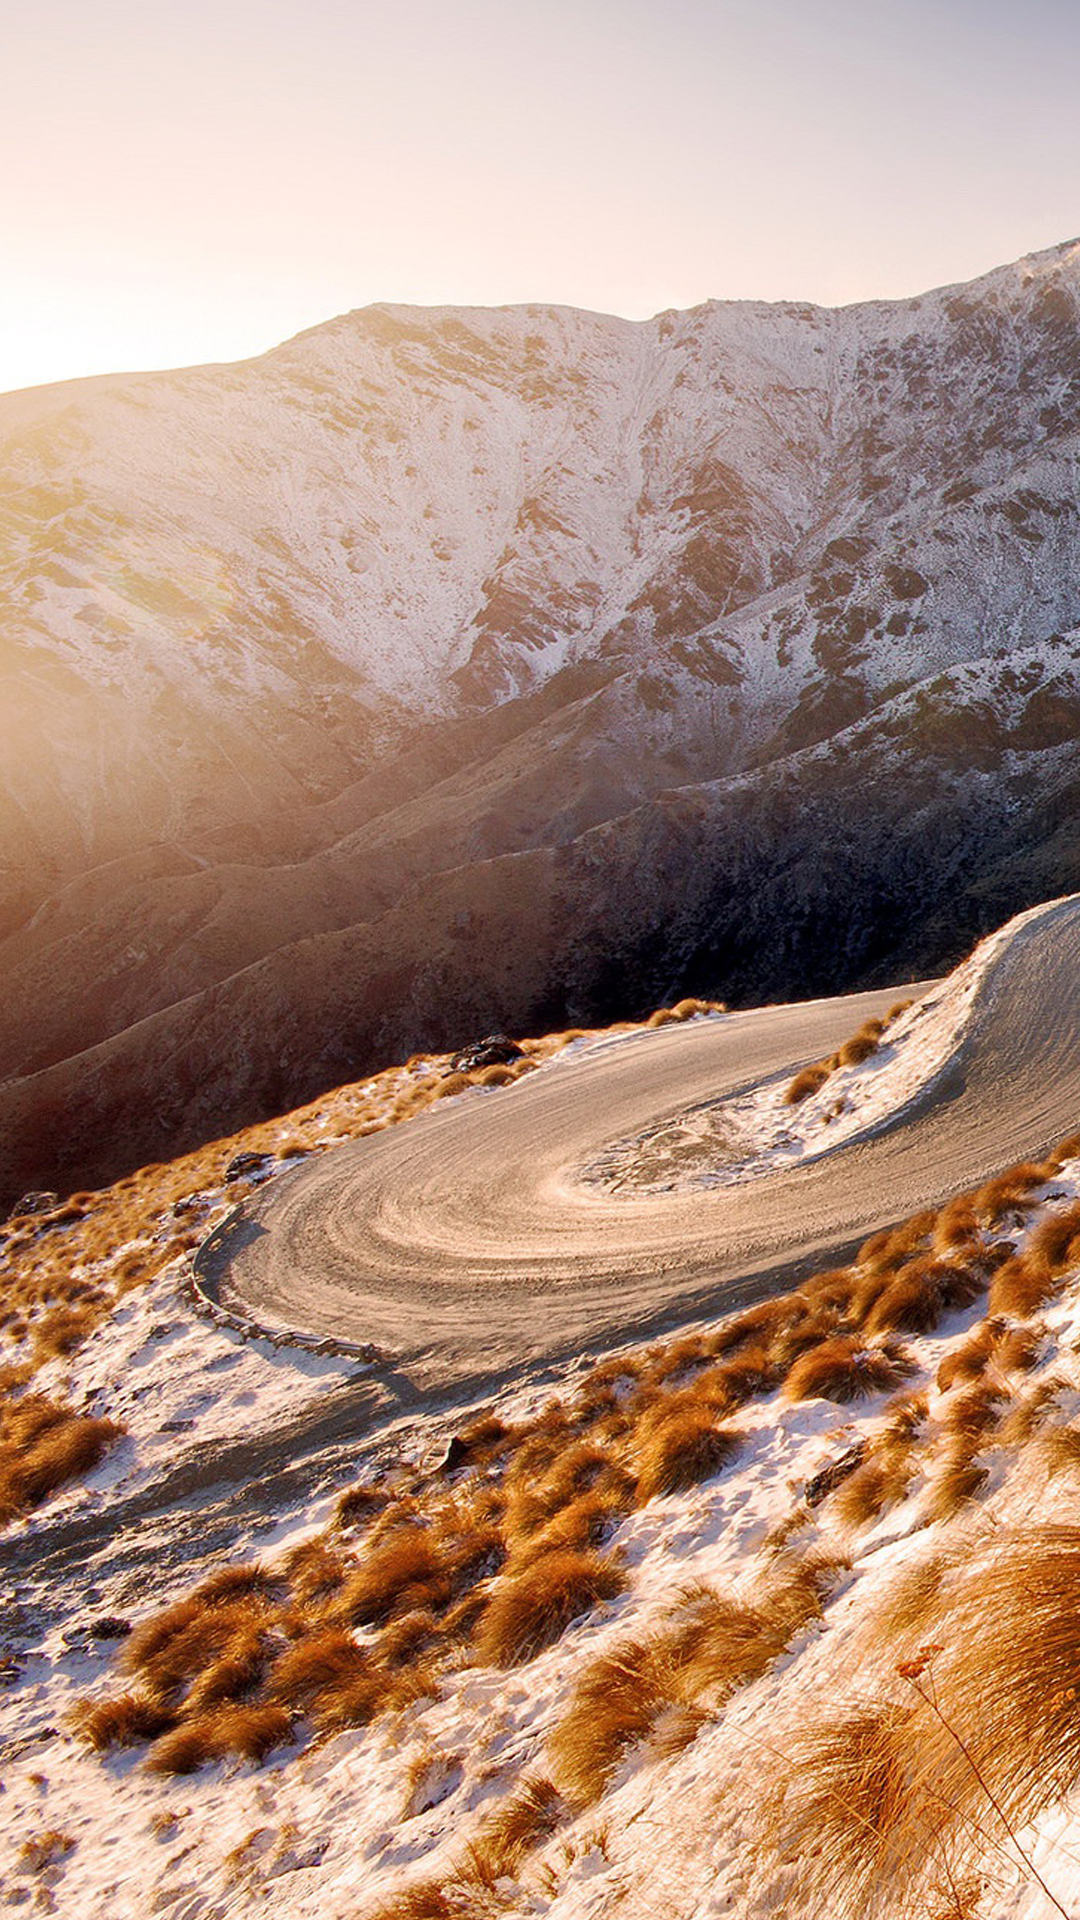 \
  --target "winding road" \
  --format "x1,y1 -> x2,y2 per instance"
212,896 -> 1080,1390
